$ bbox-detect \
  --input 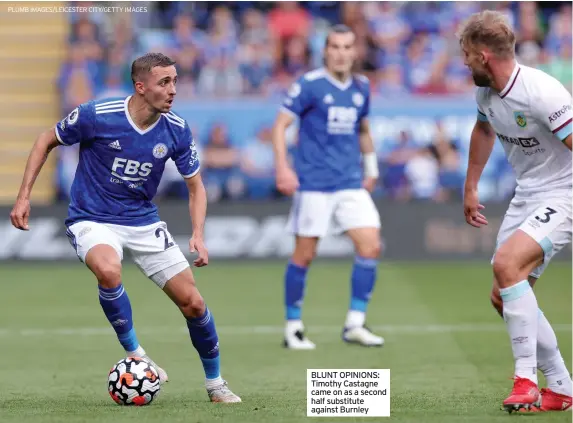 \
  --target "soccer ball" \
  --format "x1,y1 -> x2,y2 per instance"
107,357 -> 161,406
